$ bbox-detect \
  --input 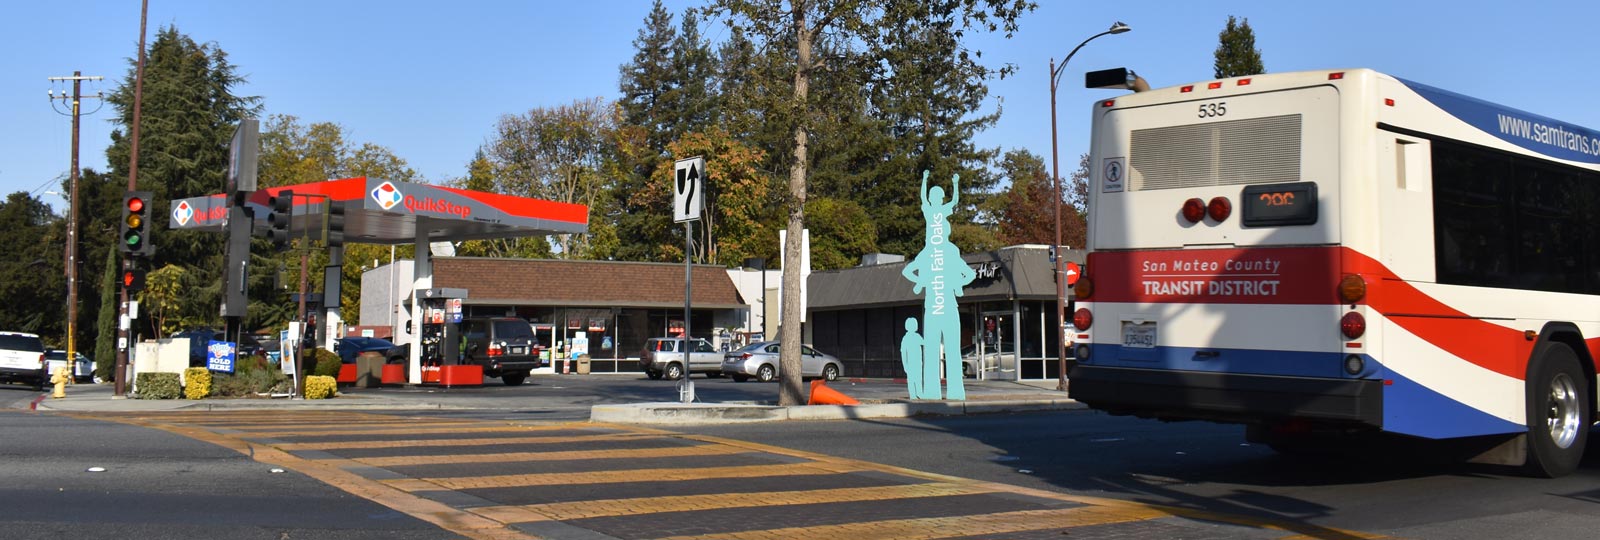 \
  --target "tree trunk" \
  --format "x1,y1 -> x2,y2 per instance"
778,4 -> 812,407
